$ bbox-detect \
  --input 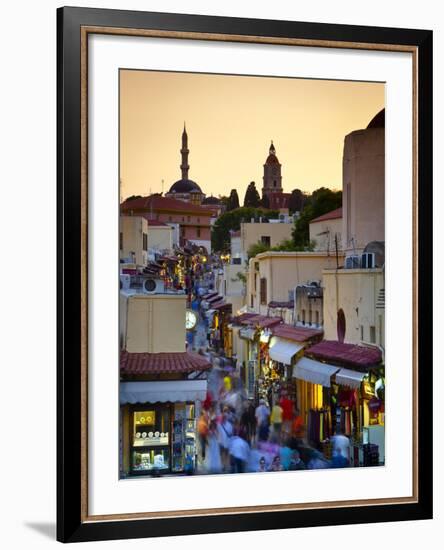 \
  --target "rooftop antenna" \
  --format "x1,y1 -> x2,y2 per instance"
161,179 -> 164,195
